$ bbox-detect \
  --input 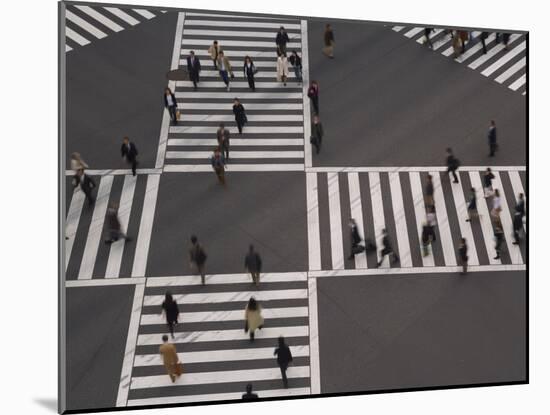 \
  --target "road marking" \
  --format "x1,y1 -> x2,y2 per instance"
196,69 -> 297,78
103,7 -> 140,26
308,277 -> 320,394
301,19 -> 312,170
65,27 -> 90,46
175,103 -> 303,110
184,20 -> 301,29
416,28 -> 444,44
166,150 -> 304,159
66,277 -> 145,287
65,44 -> 72,52
389,172 -> 412,267
75,5 -> 124,32
369,172 -> 387,267
481,41 -> 526,77
183,29 -> 302,39
178,80 -> 302,89
494,57 -> 526,84
307,173 -> 321,271
78,176 -> 113,279
404,27 -> 423,38
509,73 -> 526,91
468,34 -> 521,69
131,175 -> 160,277
187,49 -> 299,59
164,164 -> 305,172
65,168 -> 162,176
65,188 -> 85,270
455,33 -> 494,63
392,26 -> 405,32
175,91 -> 302,99
409,172 -> 434,266
116,283 -> 145,407
184,12 -> 299,21
442,31 -> 481,57
170,126 -> 303,134
175,113 -> 303,122
105,175 -> 136,278
507,170 -> 526,232
432,32 -> 452,51
305,166 -> 526,173
348,173 -> 368,269
182,38 -> 301,49
449,178 -> 480,266
66,10 -> 107,39
147,272 -> 307,286
327,173 -> 344,270
132,8 -> 155,19
168,138 -> 303,146
431,172 -> 457,266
